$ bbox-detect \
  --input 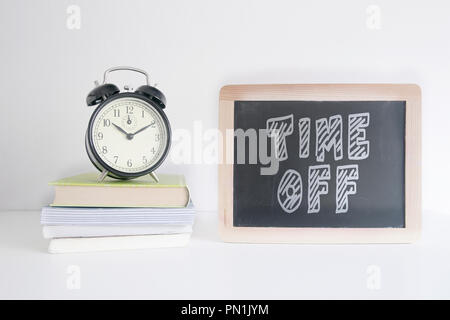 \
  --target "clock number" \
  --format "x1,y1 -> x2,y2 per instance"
113,156 -> 118,164
127,159 -> 133,167
126,106 -> 134,114
103,119 -> 111,127
97,132 -> 103,140
143,156 -> 148,164
151,147 -> 156,155
113,109 -> 120,117
102,146 -> 108,154
155,133 -> 160,142
141,110 -> 145,118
